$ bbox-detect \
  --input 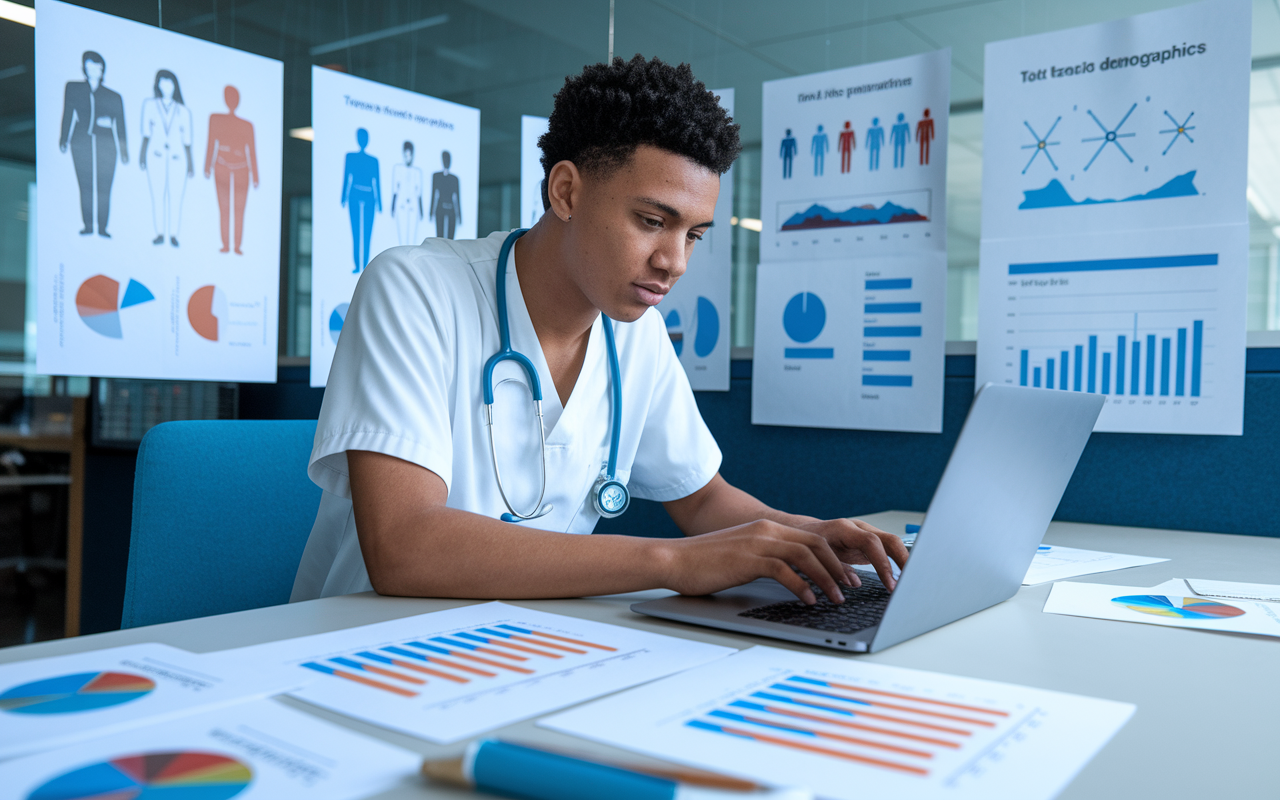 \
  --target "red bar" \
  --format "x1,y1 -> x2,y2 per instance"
507,634 -> 586,655
331,669 -> 418,697
390,659 -> 468,684
719,725 -> 928,777
820,680 -> 1010,717
763,706 -> 961,748
360,663 -> 426,685
525,630 -> 616,651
